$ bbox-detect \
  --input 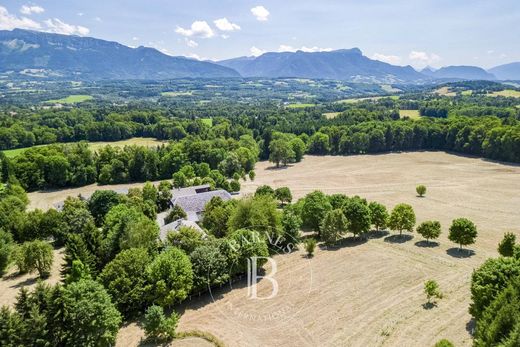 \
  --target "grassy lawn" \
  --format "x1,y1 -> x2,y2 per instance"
323,112 -> 341,119
433,87 -> 456,97
399,109 -> 421,119
489,89 -> 520,98
200,118 -> 213,127
44,95 -> 93,104
461,90 -> 473,96
2,138 -> 168,158
286,103 -> 316,109
161,91 -> 193,97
